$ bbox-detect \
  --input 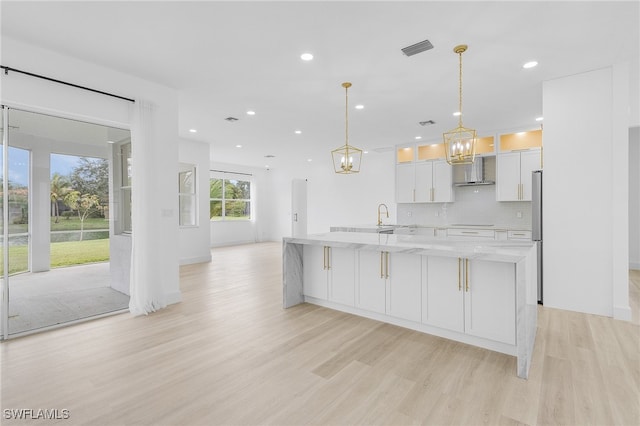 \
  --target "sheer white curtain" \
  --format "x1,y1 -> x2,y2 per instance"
129,100 -> 167,315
